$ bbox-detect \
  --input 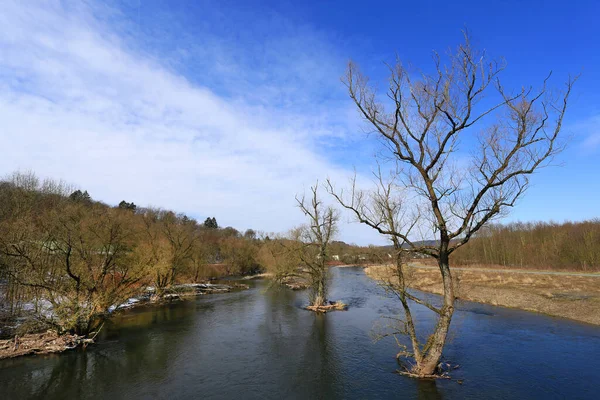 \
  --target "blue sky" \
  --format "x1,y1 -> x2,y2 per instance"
1,0 -> 599,245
